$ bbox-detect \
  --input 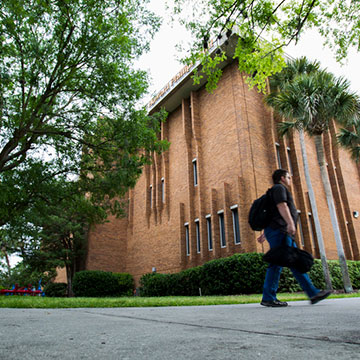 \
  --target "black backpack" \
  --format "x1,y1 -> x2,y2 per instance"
248,188 -> 273,231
